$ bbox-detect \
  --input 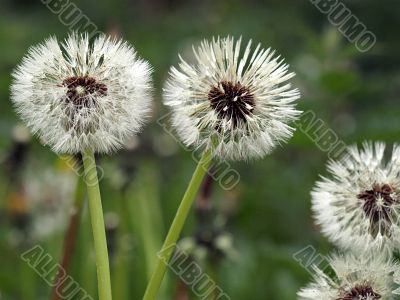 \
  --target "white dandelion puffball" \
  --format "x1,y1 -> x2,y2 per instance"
163,36 -> 301,161
298,252 -> 400,300
312,142 -> 400,252
25,166 -> 76,240
11,33 -> 152,154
